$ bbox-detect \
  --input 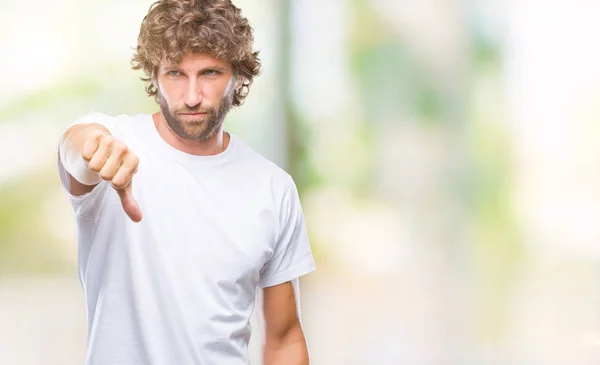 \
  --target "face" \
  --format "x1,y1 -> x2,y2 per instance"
155,53 -> 237,141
